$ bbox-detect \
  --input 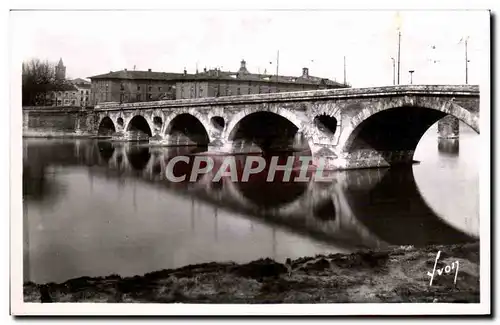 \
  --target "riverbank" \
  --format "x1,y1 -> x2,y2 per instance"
23,242 -> 479,303
23,130 -> 95,139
